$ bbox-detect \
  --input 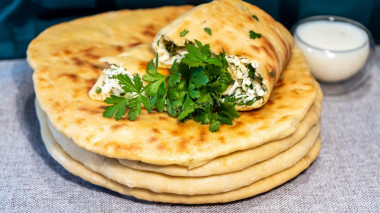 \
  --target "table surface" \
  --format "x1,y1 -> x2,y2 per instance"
1,47 -> 379,213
